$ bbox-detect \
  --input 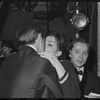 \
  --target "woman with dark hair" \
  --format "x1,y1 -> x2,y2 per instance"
39,32 -> 81,98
